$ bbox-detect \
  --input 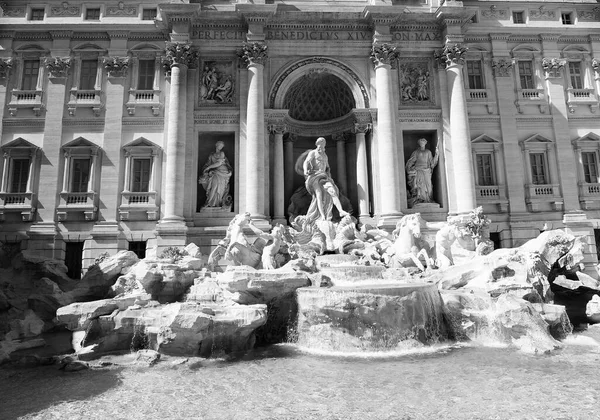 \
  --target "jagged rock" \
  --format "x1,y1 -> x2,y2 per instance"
6,309 -> 45,340
177,256 -> 204,271
0,337 -> 46,365
586,295 -> 600,324
56,299 -> 119,330
184,243 -> 202,259
70,251 -> 139,300
185,279 -> 234,304
531,303 -> 573,340
440,290 -> 494,342
0,290 -> 9,311
135,349 -> 161,366
520,230 -> 580,268
12,252 -> 74,290
280,257 -> 318,273
494,294 -> 561,354
62,360 -> 89,372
